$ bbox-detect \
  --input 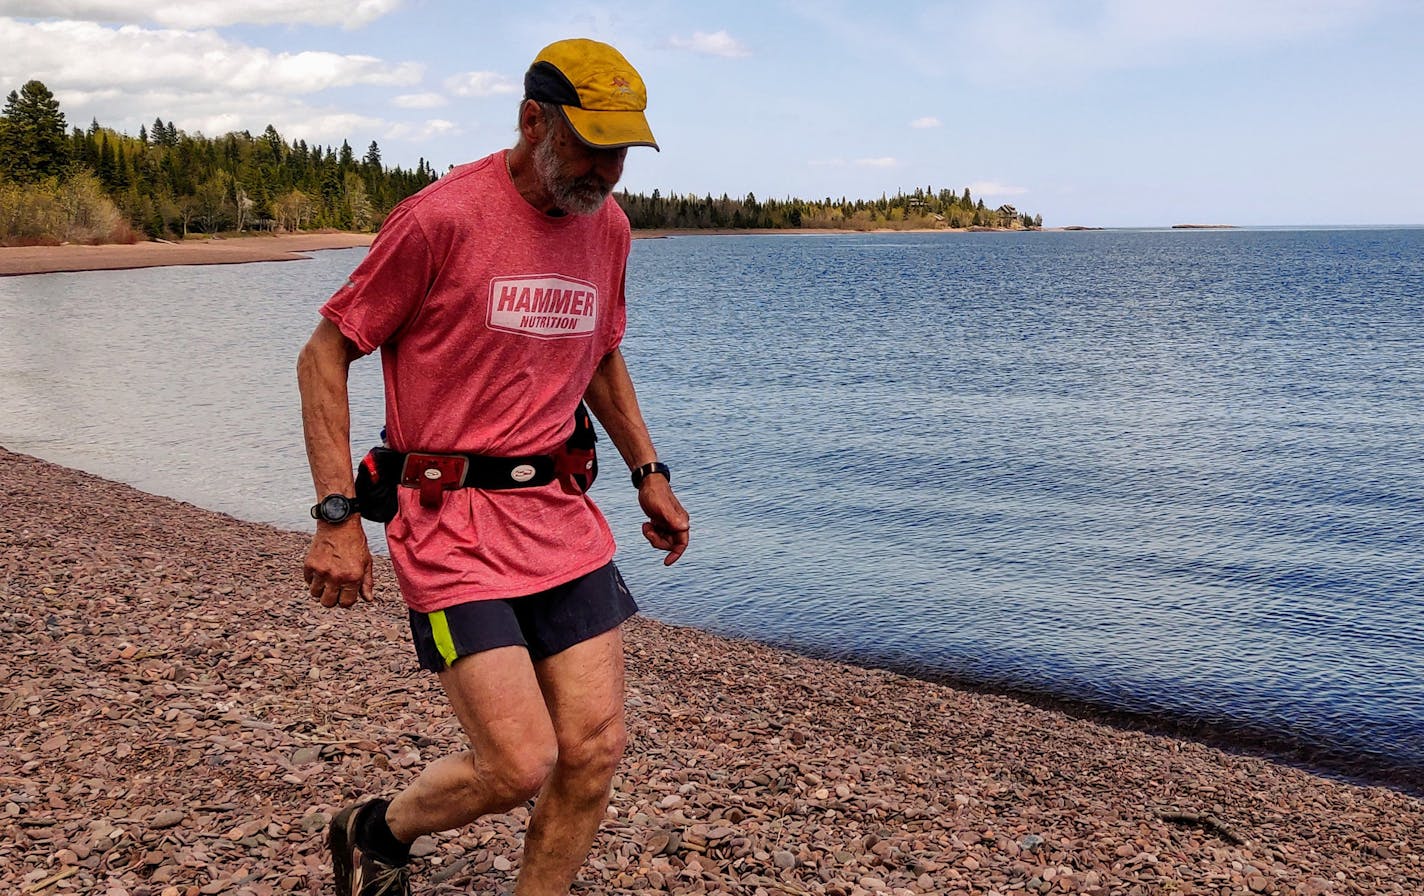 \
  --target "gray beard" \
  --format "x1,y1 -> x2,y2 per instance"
533,134 -> 613,215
